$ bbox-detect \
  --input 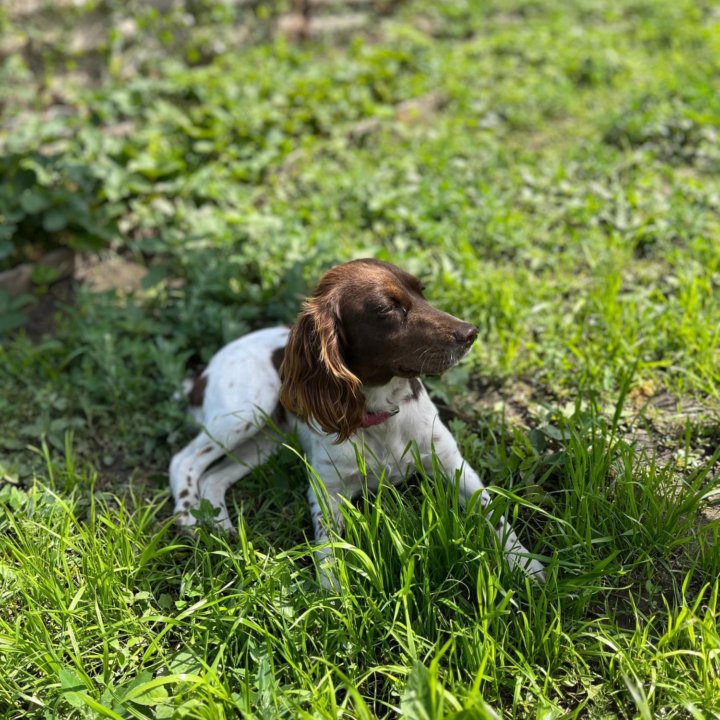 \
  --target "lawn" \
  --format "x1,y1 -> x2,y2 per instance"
1,0 -> 719,717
